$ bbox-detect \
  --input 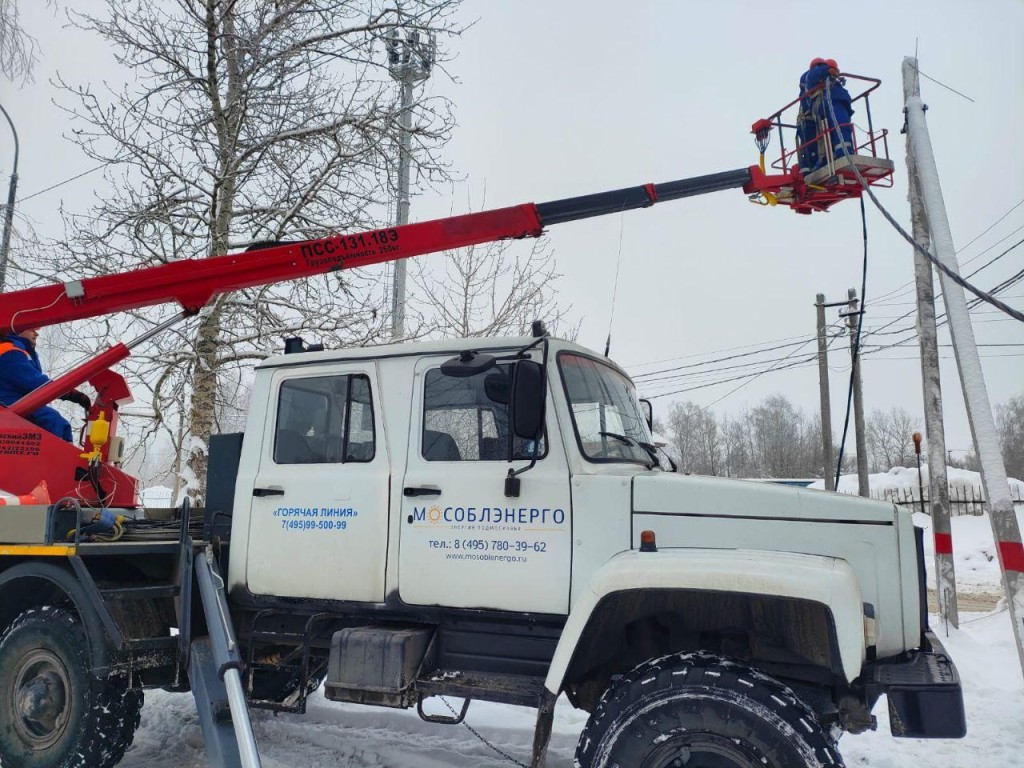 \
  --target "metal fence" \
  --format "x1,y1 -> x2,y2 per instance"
866,484 -> 1024,516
